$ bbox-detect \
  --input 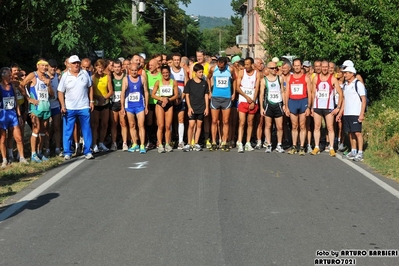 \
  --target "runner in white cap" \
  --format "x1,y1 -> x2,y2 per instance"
338,66 -> 366,162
